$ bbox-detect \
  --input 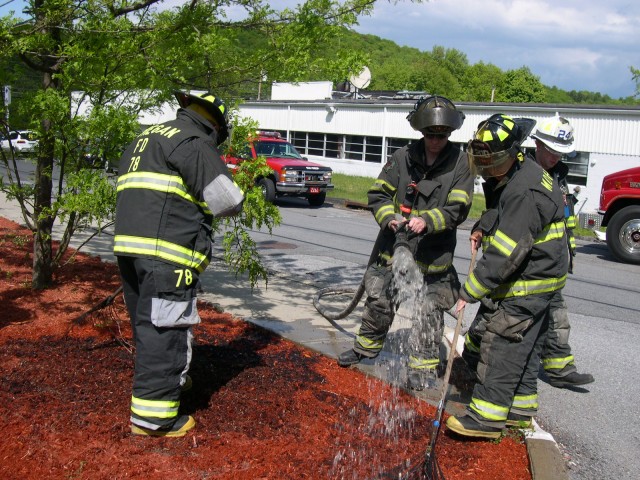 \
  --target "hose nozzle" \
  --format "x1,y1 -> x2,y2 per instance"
393,223 -> 411,252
